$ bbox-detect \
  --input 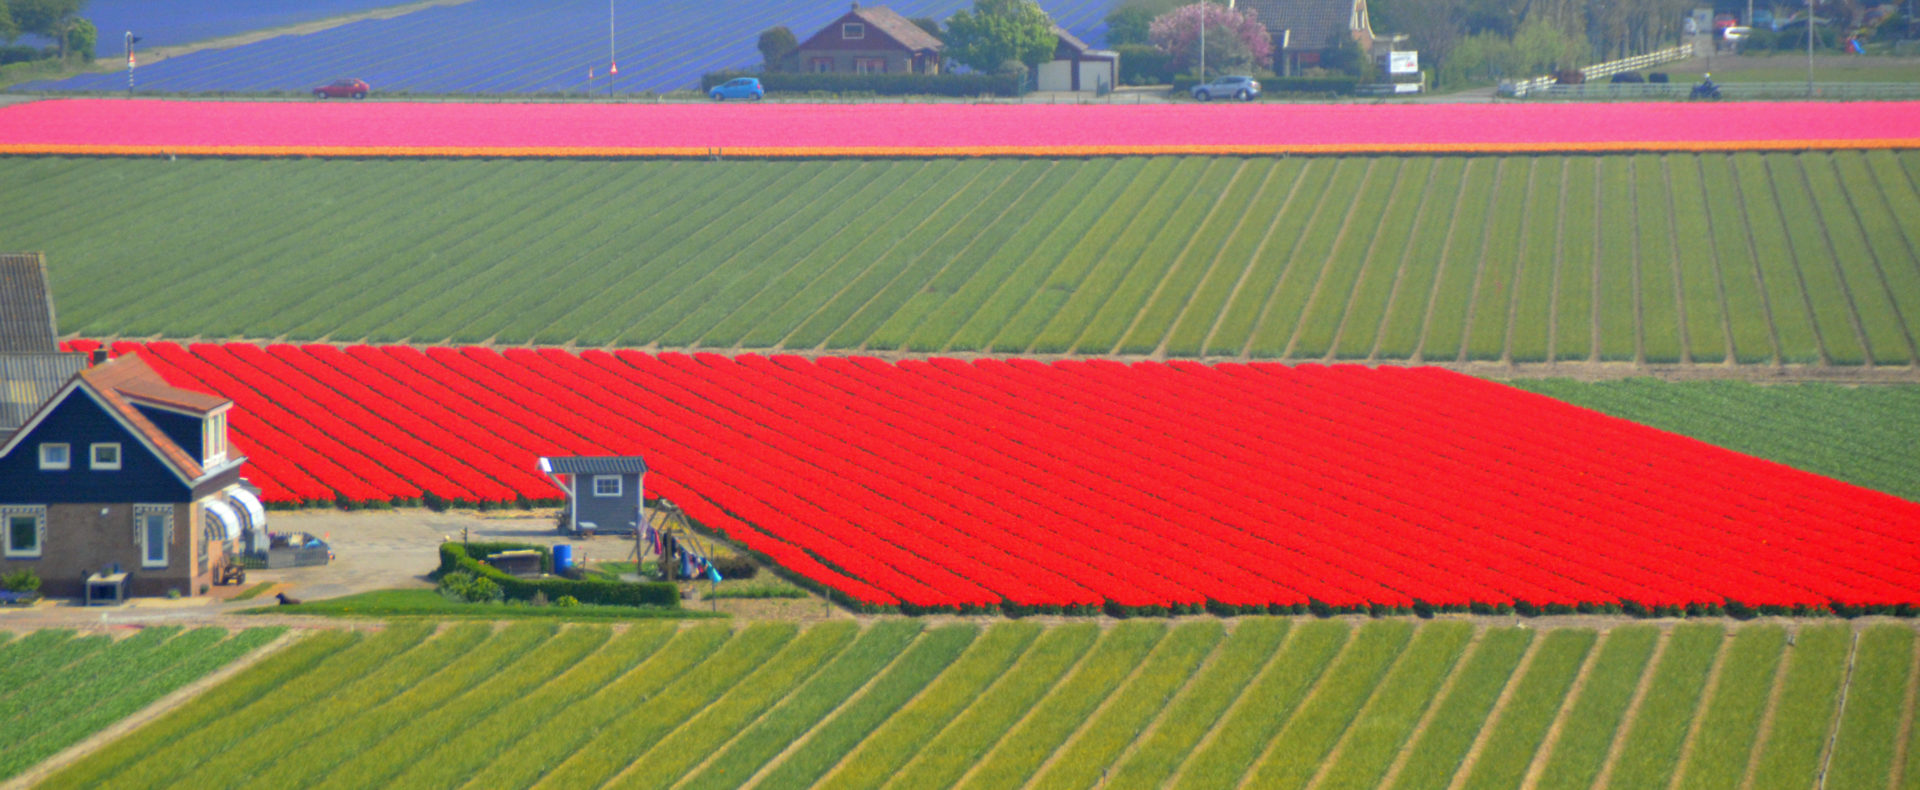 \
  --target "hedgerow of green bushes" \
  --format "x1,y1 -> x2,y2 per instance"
437,542 -> 679,608
700,70 -> 1022,96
